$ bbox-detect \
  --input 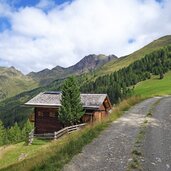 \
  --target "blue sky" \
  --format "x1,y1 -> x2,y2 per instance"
0,0 -> 171,73
0,0 -> 72,31
2,0 -> 71,7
